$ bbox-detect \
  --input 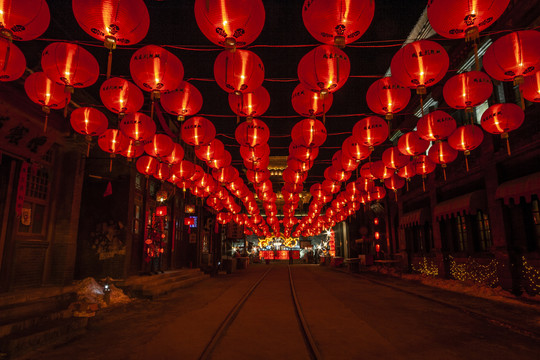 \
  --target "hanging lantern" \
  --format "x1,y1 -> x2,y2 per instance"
229,86 -> 270,119
359,162 -> 375,179
390,40 -> 449,94
302,0 -> 375,47
41,42 -> 99,93
443,71 -> 493,111
427,140 -> 458,180
241,143 -> 270,162
382,146 -> 410,170
297,45 -> 350,95
121,139 -> 145,159
325,165 -> 351,183
0,0 -> 50,41
181,116 -> 216,146
370,186 -> 386,201
136,155 -> 158,176
130,44 -> 184,102
235,118 -> 270,147
161,81 -> 203,121
194,0 -> 265,50
144,134 -> 174,158
213,166 -> 240,184
162,143 -> 185,165
521,71 -> 540,103
70,107 -> 108,137
291,83 -> 333,118
337,151 -> 360,172
196,139 -> 225,162
172,160 -> 195,181
246,168 -> 270,184
24,72 -> 70,131
352,116 -> 388,149
397,162 -> 416,180
216,212 -> 232,225
366,77 -> 411,120
289,143 -> 319,162
427,0 -> 510,41
208,151 -> 232,169
448,124 -> 484,171
243,156 -> 269,171
153,162 -> 171,181
0,38 -> 25,81
414,155 -> 436,191
342,136 -> 371,162
398,131 -> 430,156
322,180 -> 340,195
483,30 -> 540,85
370,160 -> 393,180
98,129 -> 128,154
291,118 -> 327,148
384,174 -> 405,201
481,103 -> 524,155
214,49 -> 264,95
283,168 -> 307,184
100,77 -> 144,117
72,0 -> 150,79
416,110 -> 457,142
119,112 -> 156,142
